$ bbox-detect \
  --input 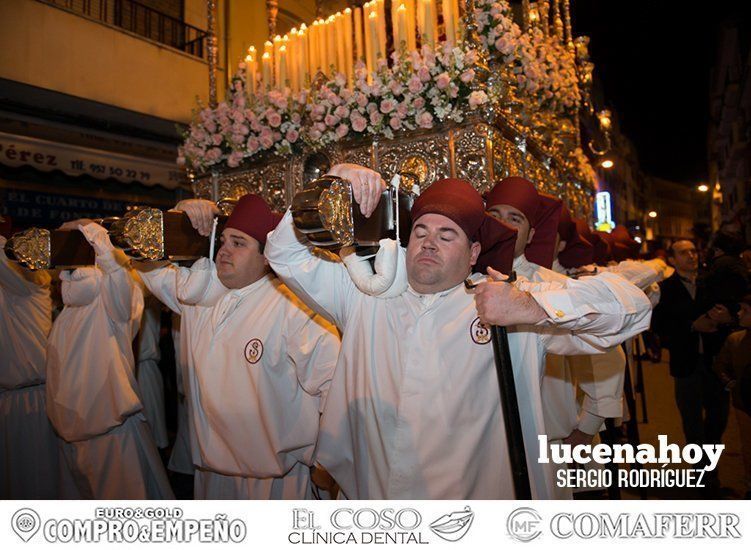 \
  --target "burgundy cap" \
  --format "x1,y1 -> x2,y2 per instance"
611,224 -> 640,260
411,178 -> 486,240
558,204 -> 576,242
485,177 -> 562,268
593,231 -> 614,265
474,215 -> 518,275
557,217 -> 594,269
225,194 -> 282,245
